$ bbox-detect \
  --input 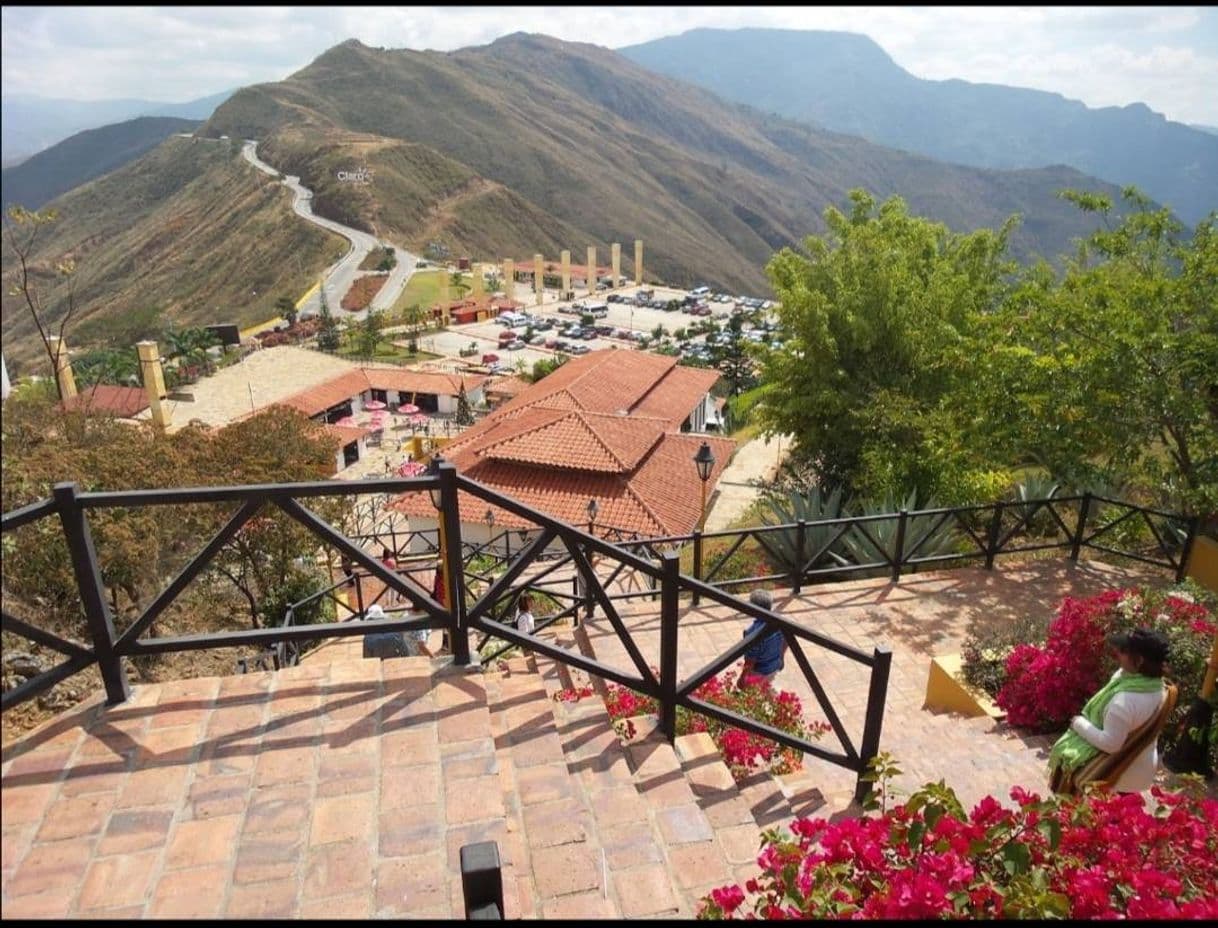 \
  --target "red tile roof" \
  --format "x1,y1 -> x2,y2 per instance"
324,424 -> 370,447
389,349 -> 733,537
363,368 -> 486,397
276,370 -> 370,417
485,375 -> 530,398
59,385 -> 149,418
